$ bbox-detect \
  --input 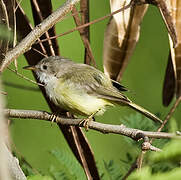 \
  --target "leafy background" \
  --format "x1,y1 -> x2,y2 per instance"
2,0 -> 181,179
